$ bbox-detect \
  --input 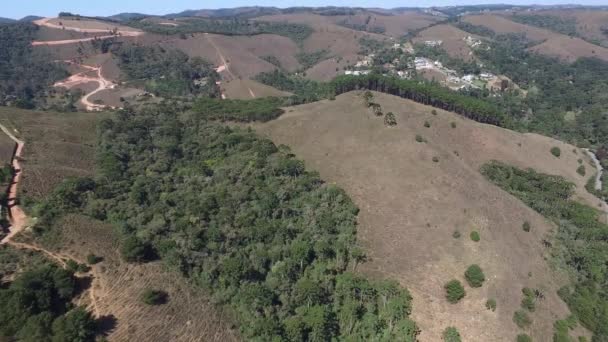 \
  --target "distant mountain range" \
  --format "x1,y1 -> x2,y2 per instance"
4,4 -> 608,23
